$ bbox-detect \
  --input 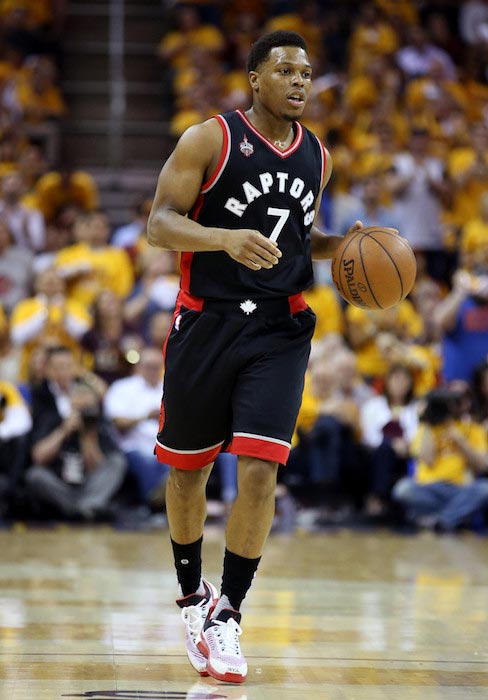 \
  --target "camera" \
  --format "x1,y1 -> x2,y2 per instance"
80,406 -> 100,428
420,389 -> 461,426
